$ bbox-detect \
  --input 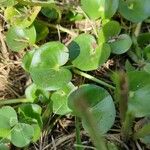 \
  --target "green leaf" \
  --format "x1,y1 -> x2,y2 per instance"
25,83 -> 49,103
51,82 -> 76,115
98,20 -> 121,44
128,71 -> 150,91
18,104 -> 43,128
30,42 -> 72,90
22,49 -> 35,72
0,106 -> 18,138
119,0 -> 150,23
0,106 -> 18,129
11,123 -> 34,148
110,34 -> 132,54
143,63 -> 150,74
4,6 -> 41,28
32,124 -> 41,142
0,0 -> 15,7
69,34 -> 111,71
68,84 -> 116,134
6,26 -> 36,52
81,0 -> 119,19
127,71 -> 150,117
34,20 -> 49,42
0,144 -> 9,150
128,85 -> 150,117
